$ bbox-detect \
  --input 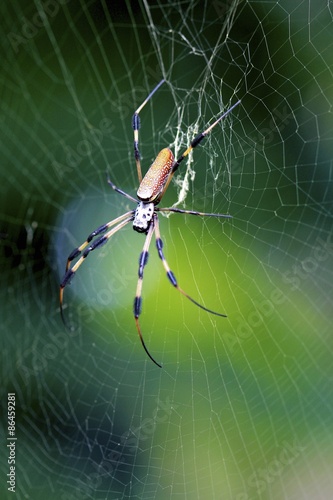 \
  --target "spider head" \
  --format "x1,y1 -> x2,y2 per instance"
133,201 -> 155,233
